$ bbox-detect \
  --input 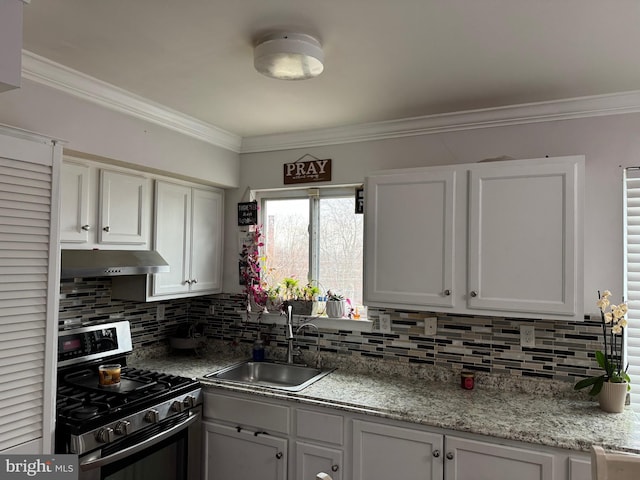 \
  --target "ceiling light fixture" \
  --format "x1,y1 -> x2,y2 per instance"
254,32 -> 324,80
